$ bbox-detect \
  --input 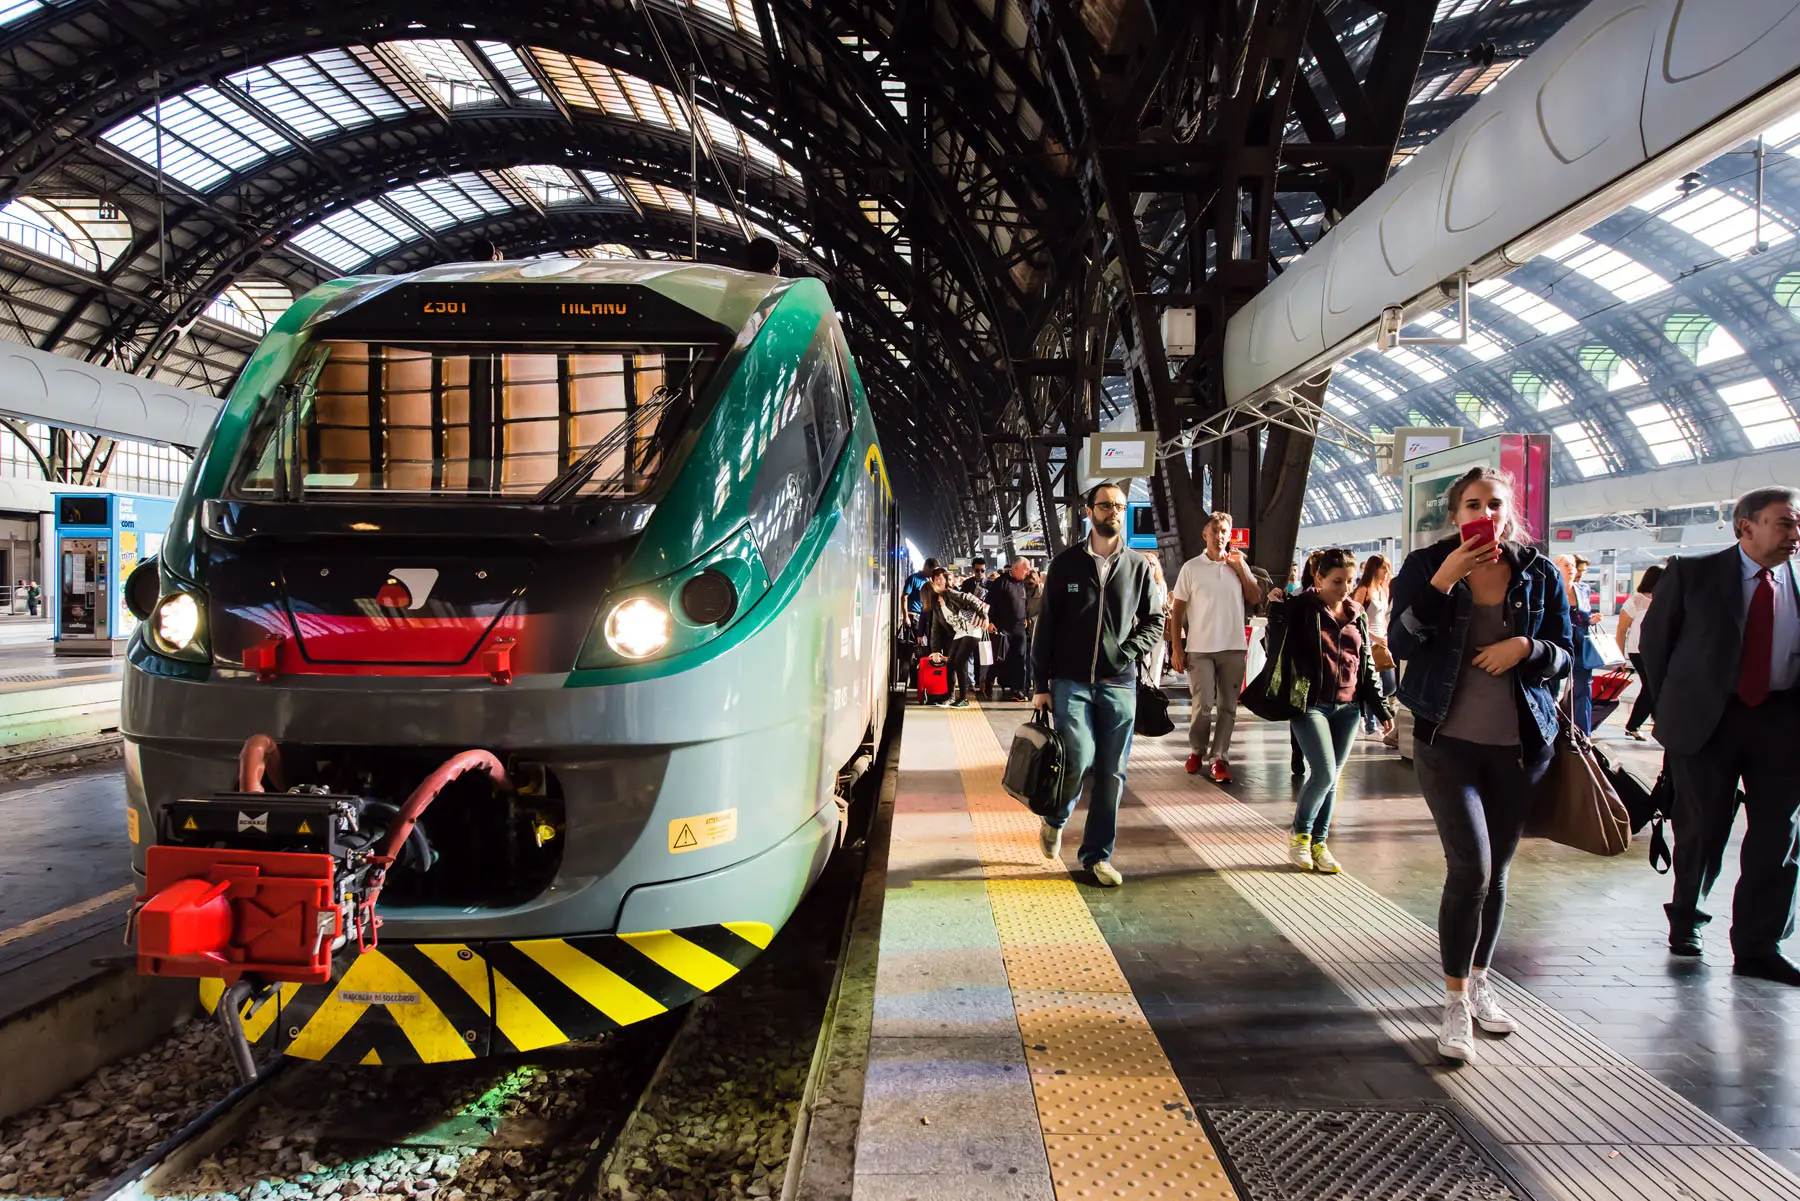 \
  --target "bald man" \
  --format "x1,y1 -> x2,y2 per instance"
986,558 -> 1033,700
